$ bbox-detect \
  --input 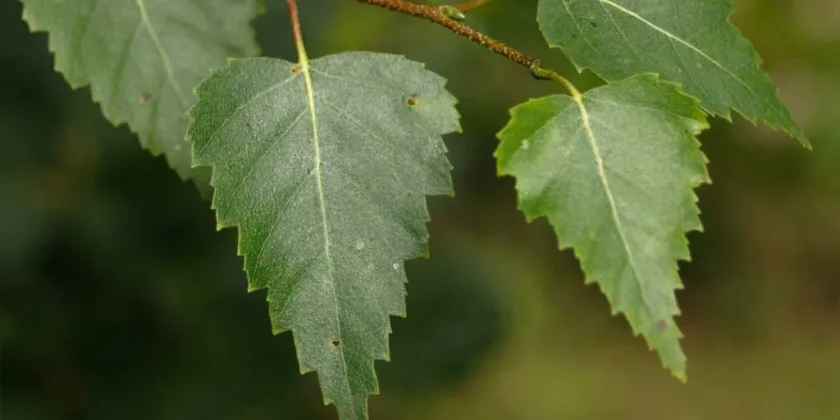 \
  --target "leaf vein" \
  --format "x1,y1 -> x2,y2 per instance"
597,0 -> 753,94
299,50 -> 356,414
108,22 -> 144,115
251,169 -> 314,282
136,0 -> 189,109
321,101 -> 427,177
229,109 -> 308,204
76,0 -> 103,77
195,74 -> 298,160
